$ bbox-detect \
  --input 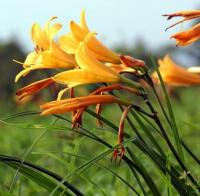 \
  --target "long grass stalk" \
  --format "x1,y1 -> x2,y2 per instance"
141,93 -> 198,189
0,154 -> 84,195
149,54 -> 184,163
